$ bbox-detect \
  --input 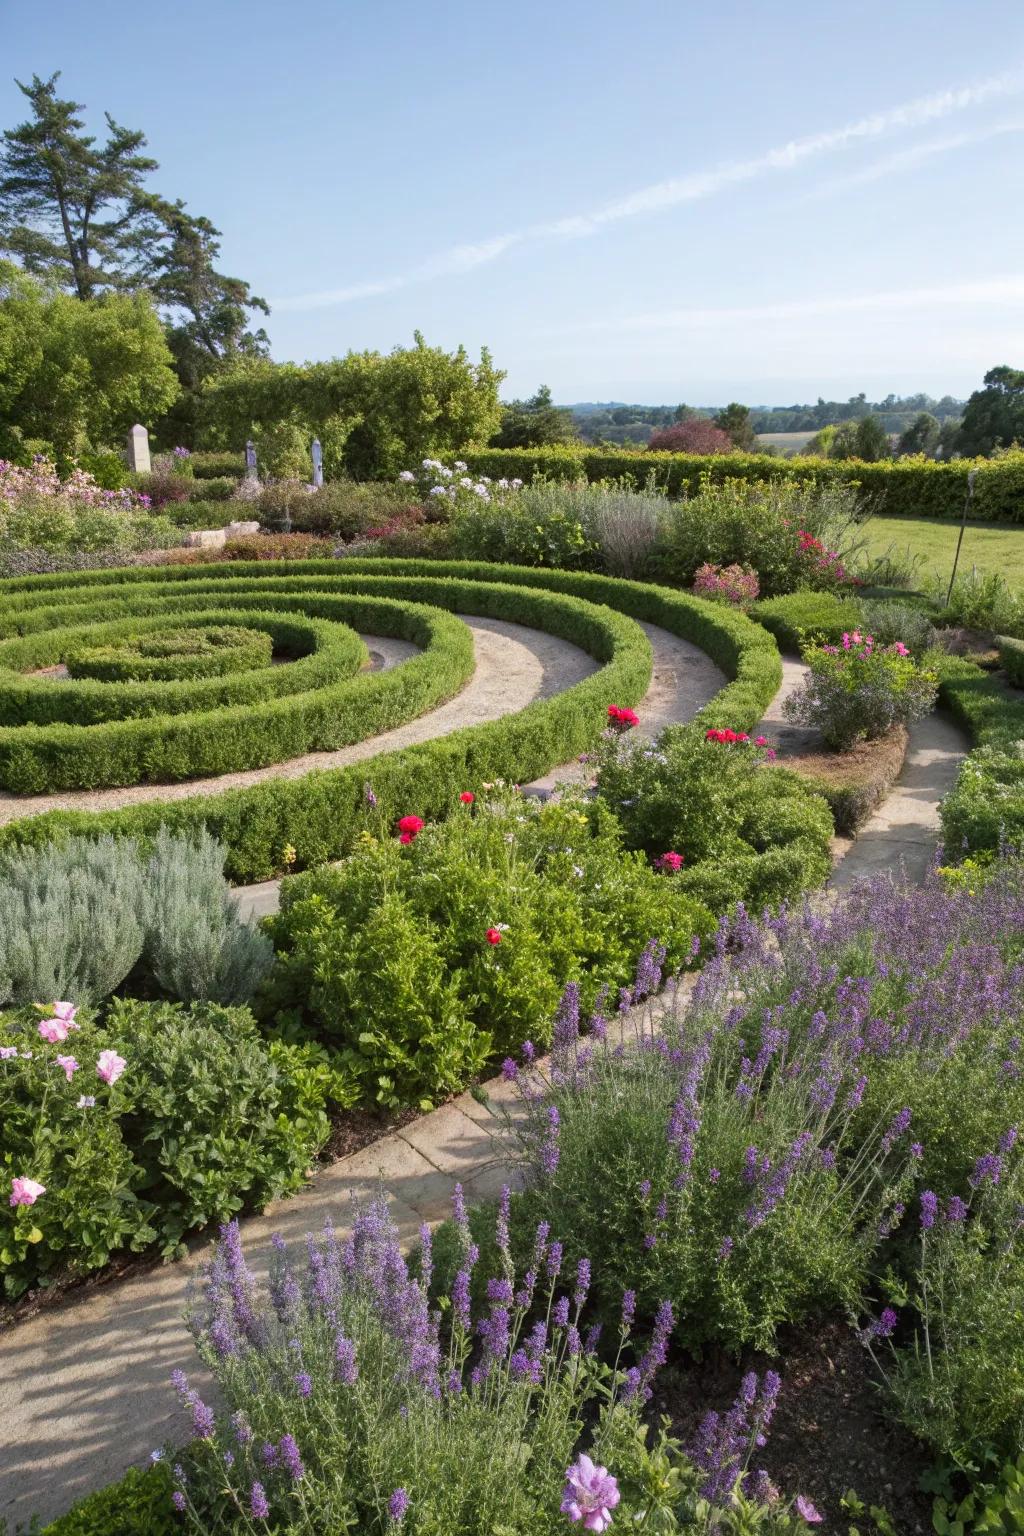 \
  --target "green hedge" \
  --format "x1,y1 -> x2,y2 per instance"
0,560 -> 780,883
188,450 -> 244,479
750,592 -> 865,652
938,654 -> 1024,852
998,634 -> 1024,688
66,624 -> 273,683
461,446 -> 1024,523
